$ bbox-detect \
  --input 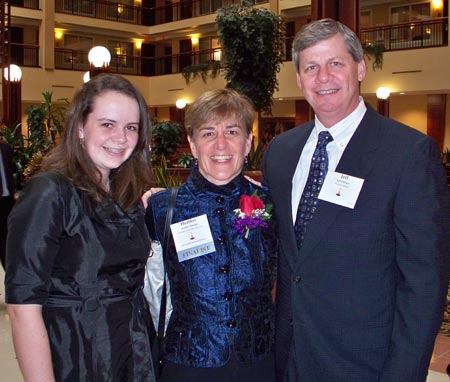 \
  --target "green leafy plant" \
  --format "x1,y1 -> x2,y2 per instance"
363,42 -> 384,71
246,139 -> 263,170
177,152 -> 193,168
153,155 -> 182,187
182,61 -> 221,84
27,91 -> 68,147
151,121 -> 183,164
1,91 -> 68,189
443,147 -> 450,165
217,1 -> 285,114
